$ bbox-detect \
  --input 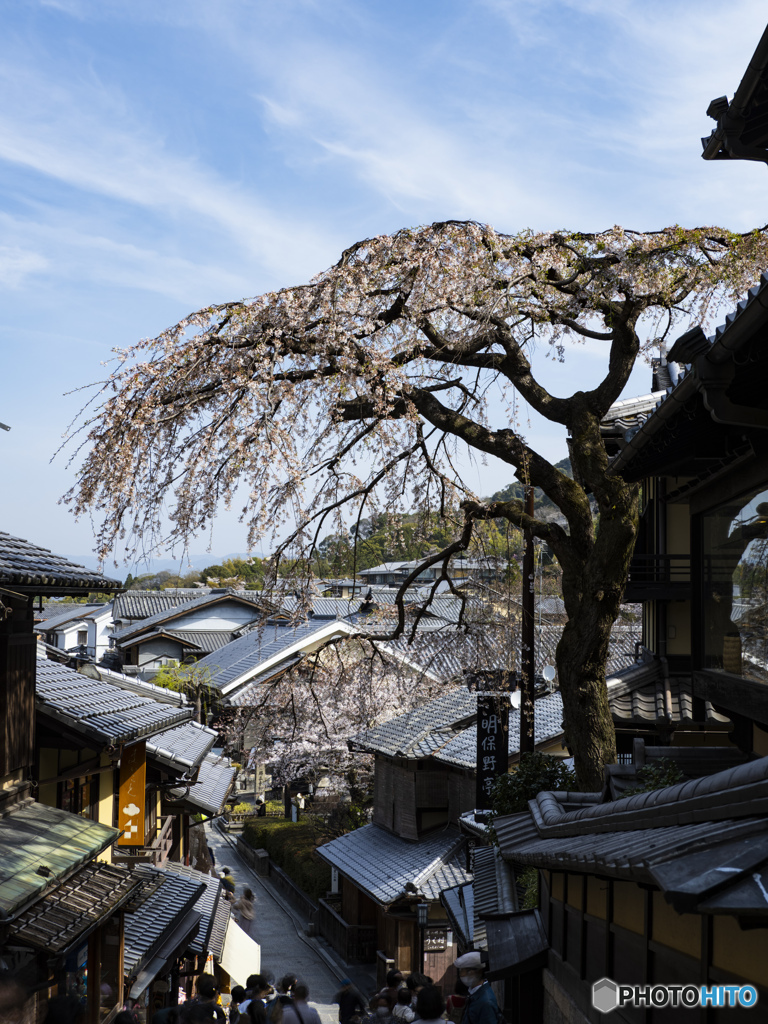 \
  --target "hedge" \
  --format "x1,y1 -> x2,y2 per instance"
241,818 -> 331,901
